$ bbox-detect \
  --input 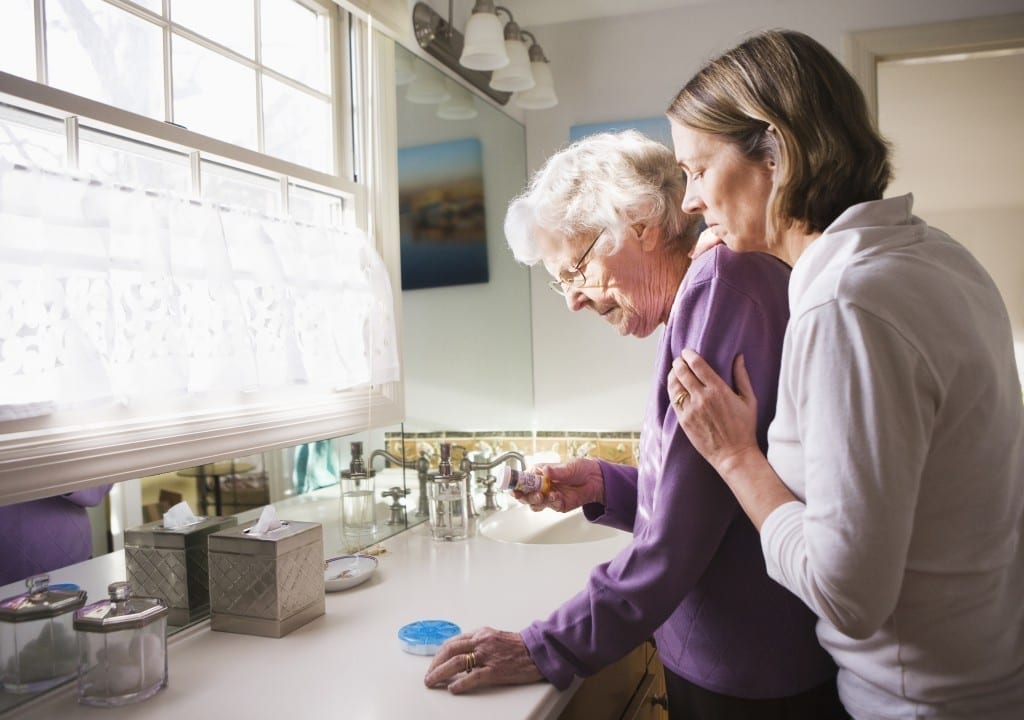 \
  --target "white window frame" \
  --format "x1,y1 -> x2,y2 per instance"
0,1 -> 405,505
